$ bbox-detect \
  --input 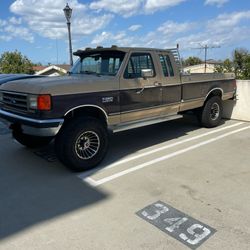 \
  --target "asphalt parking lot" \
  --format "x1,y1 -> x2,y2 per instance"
1,116 -> 250,250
